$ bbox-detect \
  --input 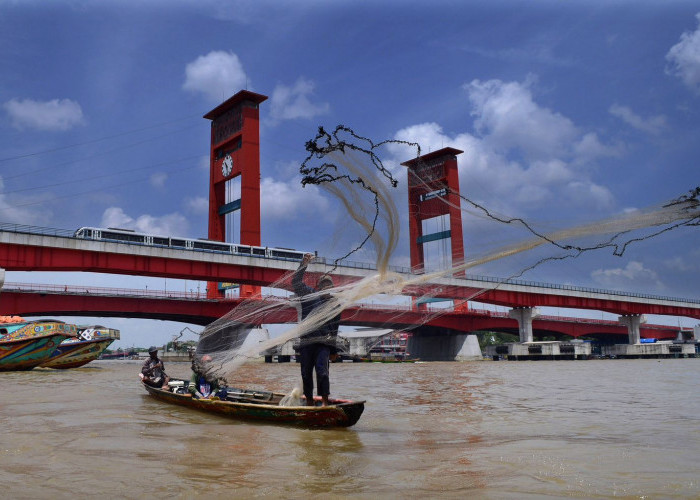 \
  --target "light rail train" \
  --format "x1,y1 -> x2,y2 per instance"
73,227 -> 308,261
